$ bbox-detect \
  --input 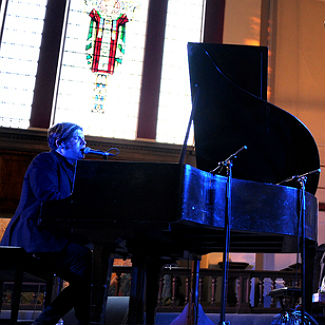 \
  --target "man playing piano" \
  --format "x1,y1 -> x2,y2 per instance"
1,122 -> 91,325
